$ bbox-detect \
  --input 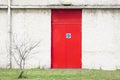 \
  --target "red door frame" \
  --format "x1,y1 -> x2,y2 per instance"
51,9 -> 82,68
